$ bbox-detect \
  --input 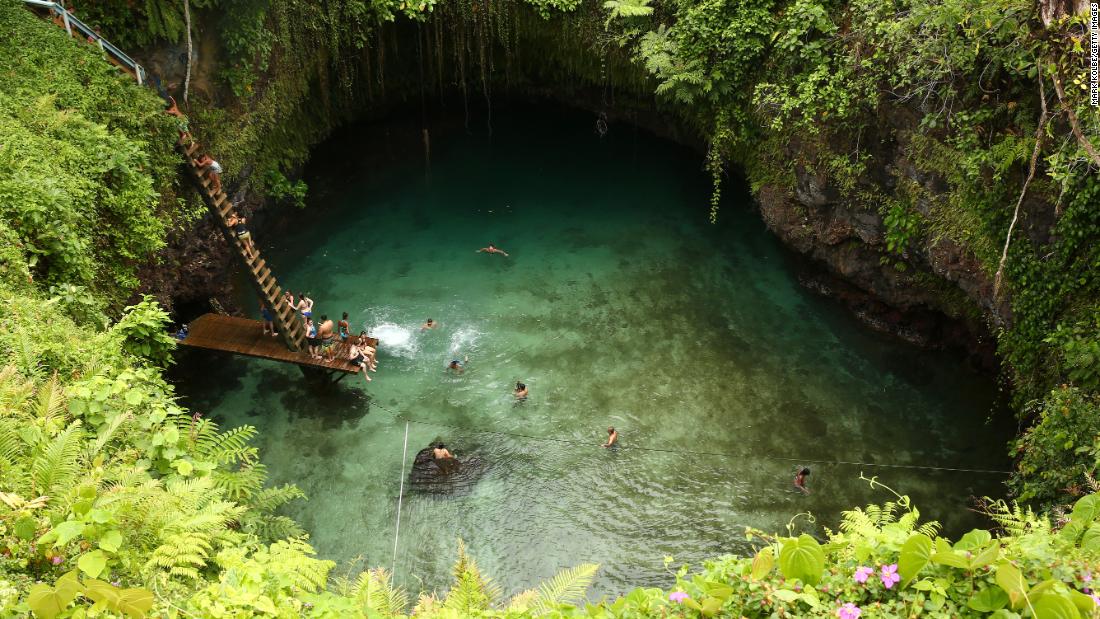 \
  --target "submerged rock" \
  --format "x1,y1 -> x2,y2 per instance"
409,447 -> 487,494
